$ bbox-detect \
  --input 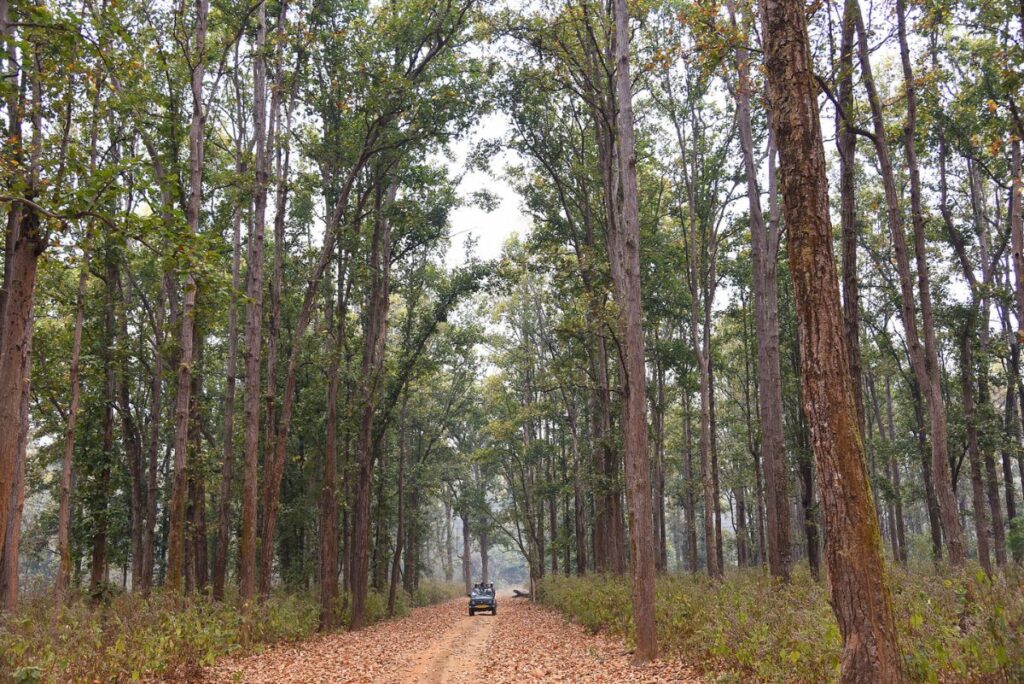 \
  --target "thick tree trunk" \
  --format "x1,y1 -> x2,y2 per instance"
610,0 -> 657,660
261,125 -> 360,600
762,0 -> 904,677
480,524 -> 489,584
